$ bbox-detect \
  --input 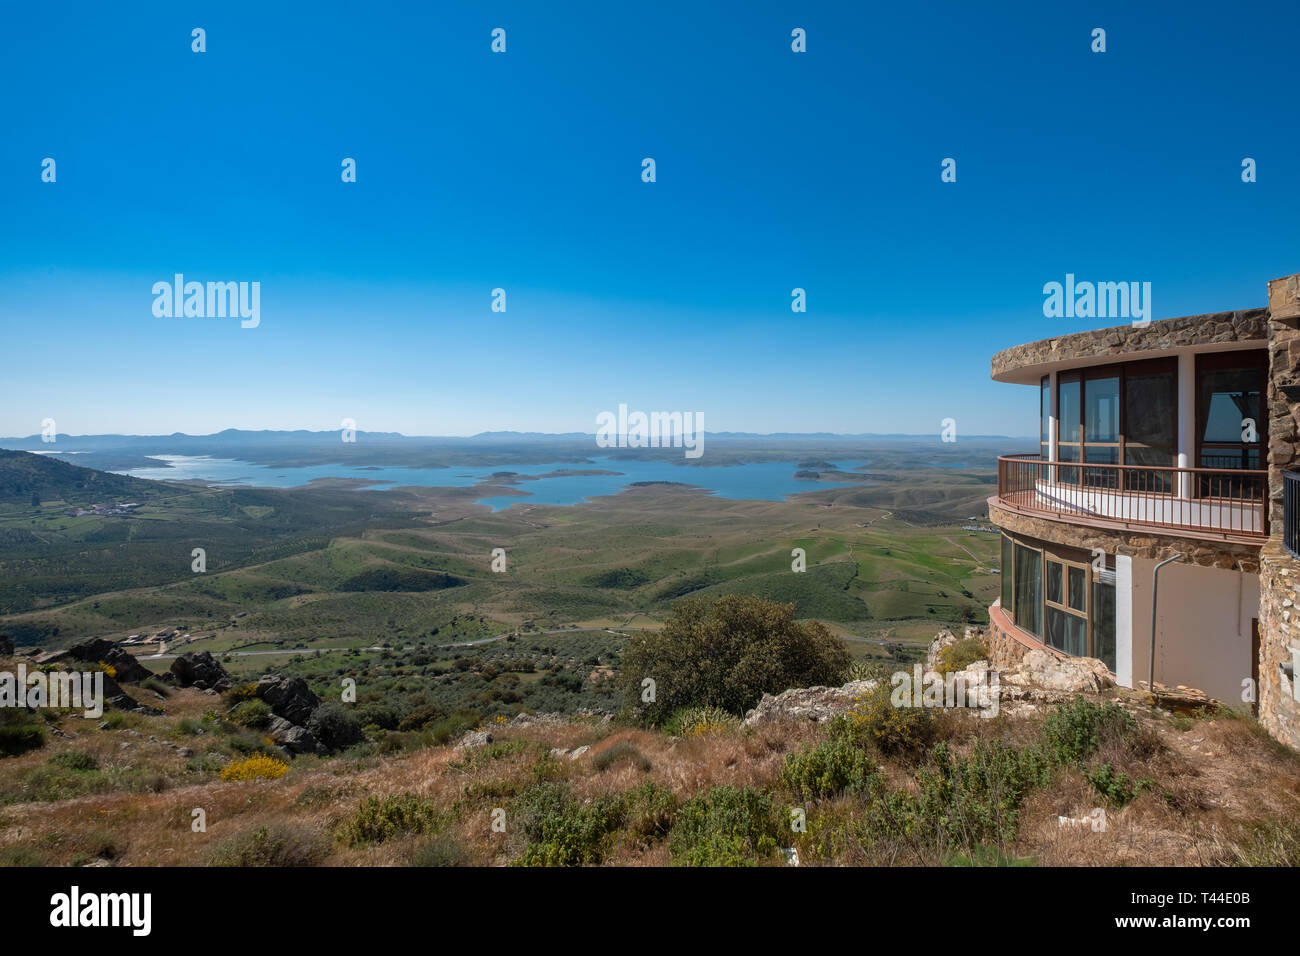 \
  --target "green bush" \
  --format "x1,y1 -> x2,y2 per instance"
620,595 -> 851,725
668,785 -> 782,866
1086,762 -> 1152,807
0,710 -> 45,757
228,699 -> 272,730
48,750 -> 97,772
336,793 -> 443,847
1043,698 -> 1137,767
307,703 -> 364,751
915,740 -> 1051,852
935,638 -> 989,676
782,731 -> 879,802
512,782 -> 625,867
846,681 -> 936,757
662,706 -> 738,737
623,782 -> 677,844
